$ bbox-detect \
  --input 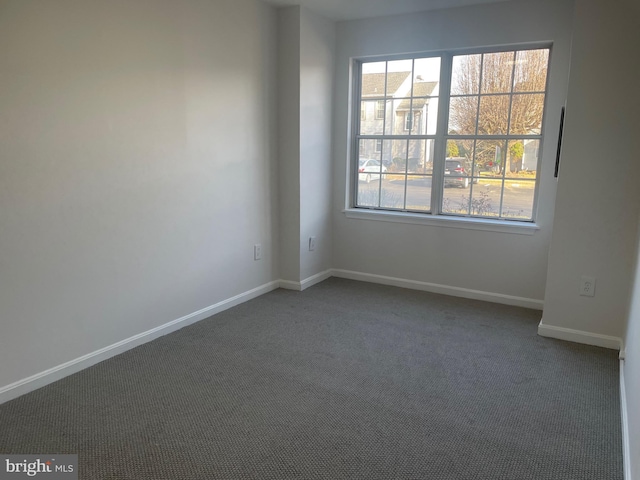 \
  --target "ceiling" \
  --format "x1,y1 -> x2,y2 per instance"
262,0 -> 512,21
